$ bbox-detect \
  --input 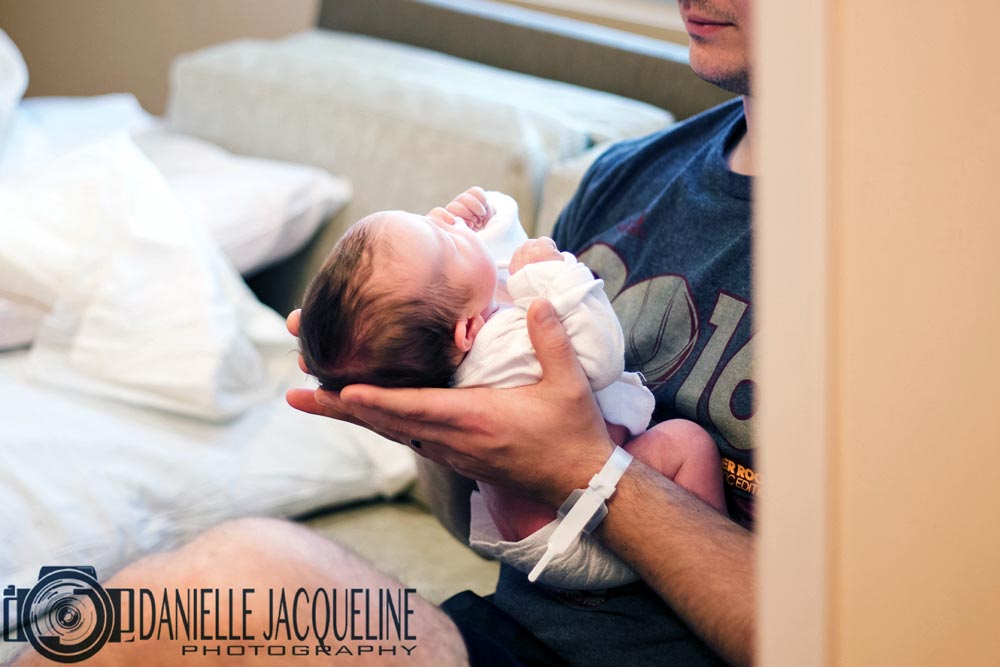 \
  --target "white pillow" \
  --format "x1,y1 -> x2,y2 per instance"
0,134 -> 290,420
0,94 -> 157,173
0,96 -> 350,274
0,97 -> 351,350
0,94 -> 351,275
132,128 -> 351,275
0,94 -> 158,350
0,300 -> 44,350
0,28 -> 28,157
0,95 -> 152,350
